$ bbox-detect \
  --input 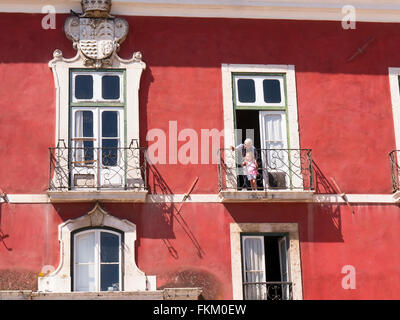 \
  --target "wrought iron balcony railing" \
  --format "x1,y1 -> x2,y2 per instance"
217,148 -> 314,192
49,146 -> 147,191
243,282 -> 293,300
390,150 -> 400,192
